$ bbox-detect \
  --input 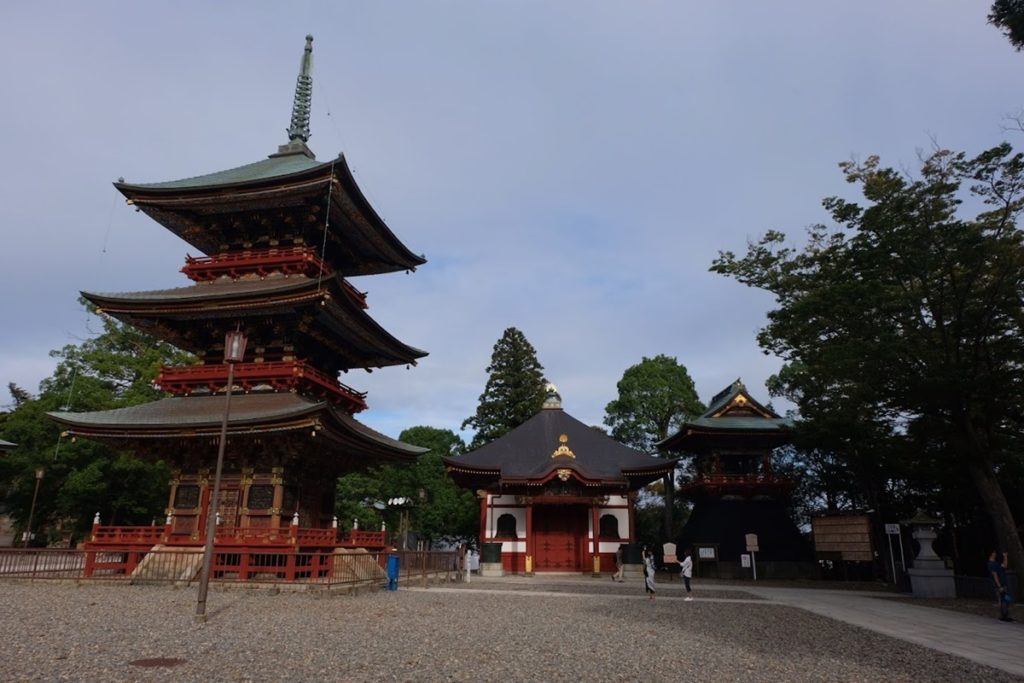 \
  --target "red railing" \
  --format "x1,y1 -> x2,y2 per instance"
182,247 -> 333,281
89,526 -> 163,546
156,360 -> 368,412
681,473 -> 796,493
179,247 -> 368,309
88,524 -> 386,550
